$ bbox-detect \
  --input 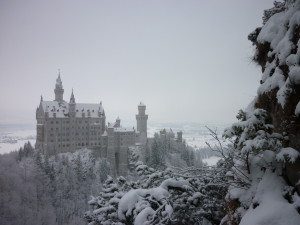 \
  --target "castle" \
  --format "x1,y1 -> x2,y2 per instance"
35,74 -> 148,176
